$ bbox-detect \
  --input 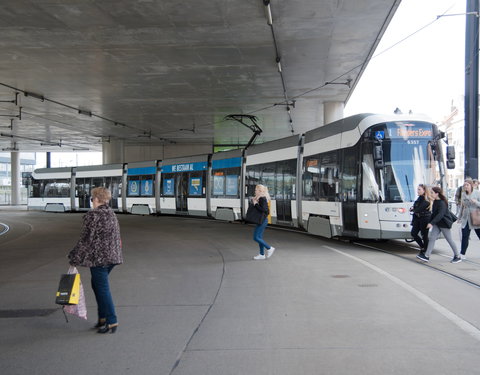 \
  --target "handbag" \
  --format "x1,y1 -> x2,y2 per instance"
442,210 -> 457,229
245,203 -> 266,225
471,208 -> 480,226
